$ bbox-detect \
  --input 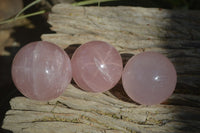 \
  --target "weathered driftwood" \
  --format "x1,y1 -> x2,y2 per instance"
2,4 -> 200,133
42,4 -> 200,88
3,85 -> 200,133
